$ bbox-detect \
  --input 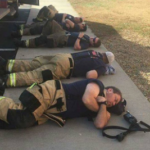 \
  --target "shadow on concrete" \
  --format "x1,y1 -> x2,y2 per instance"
87,21 -> 150,99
